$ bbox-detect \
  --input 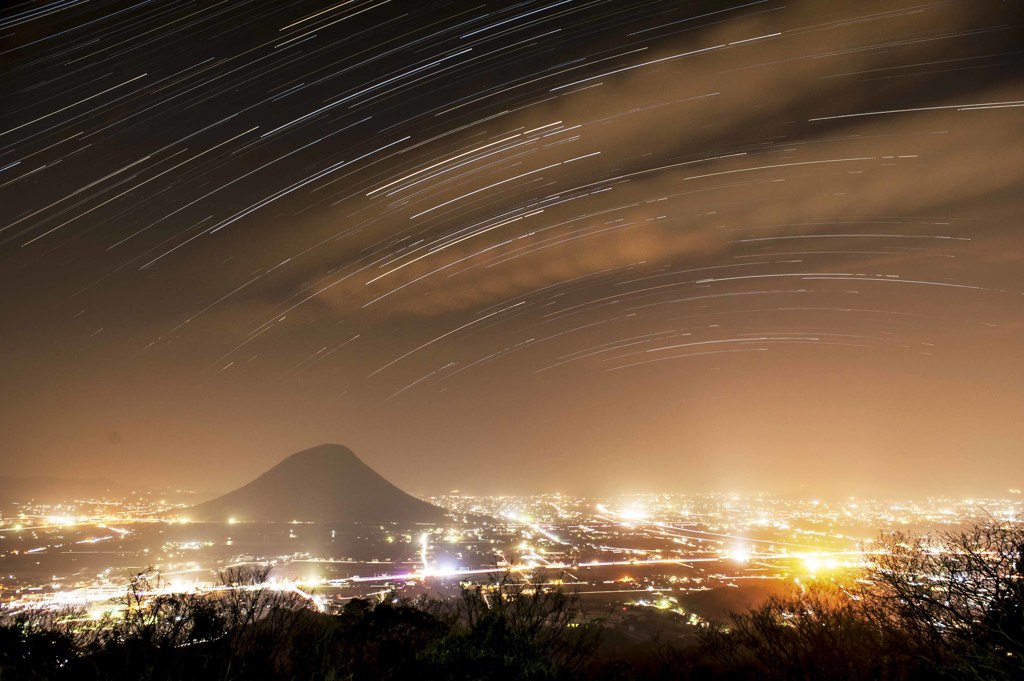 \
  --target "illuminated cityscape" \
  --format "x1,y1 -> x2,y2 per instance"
4,488 -> 1021,624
